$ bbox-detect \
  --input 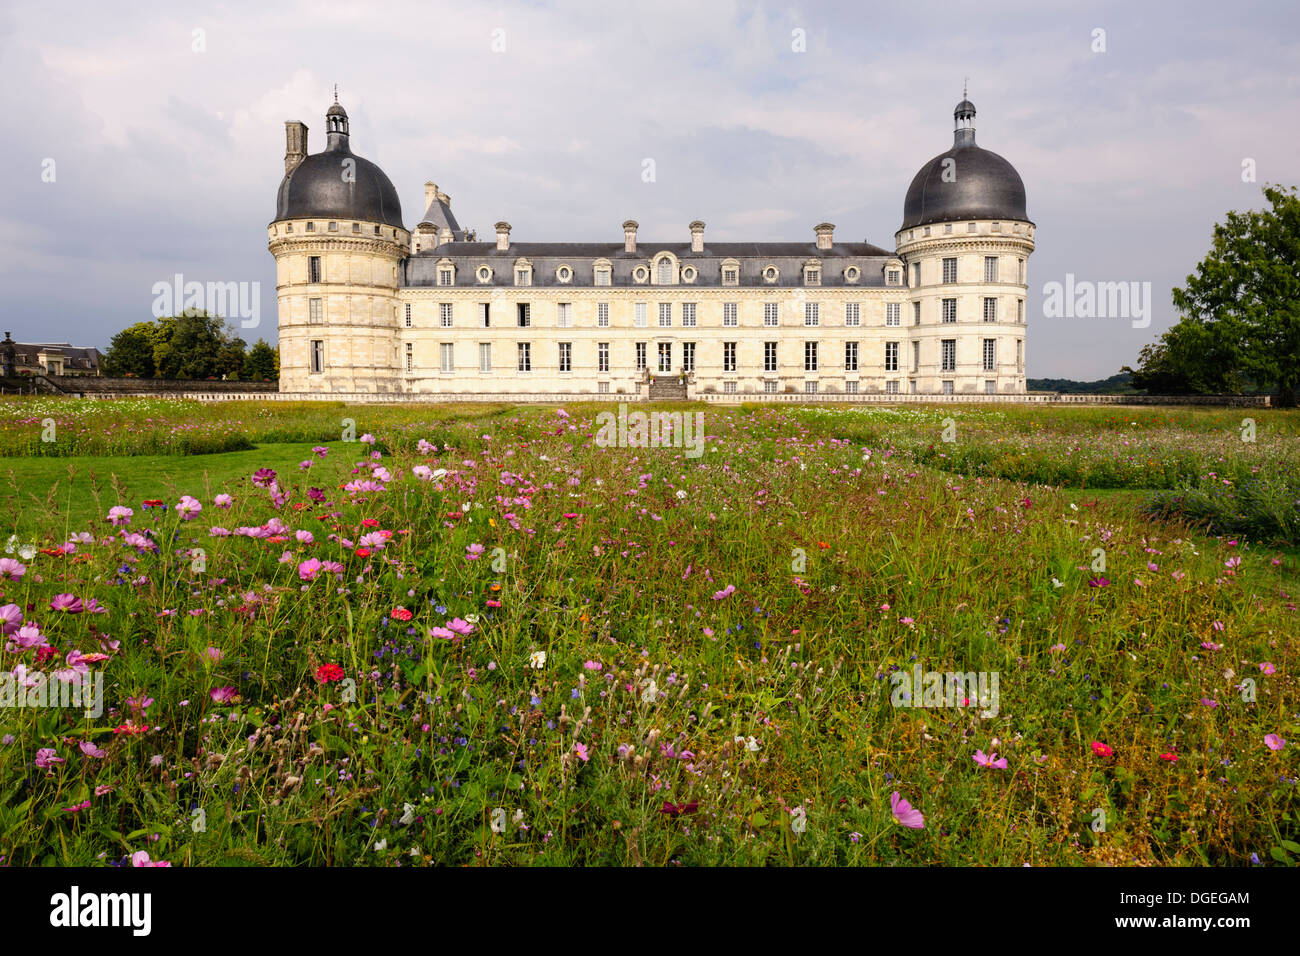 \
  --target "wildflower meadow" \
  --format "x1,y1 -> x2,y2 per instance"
0,397 -> 1296,867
